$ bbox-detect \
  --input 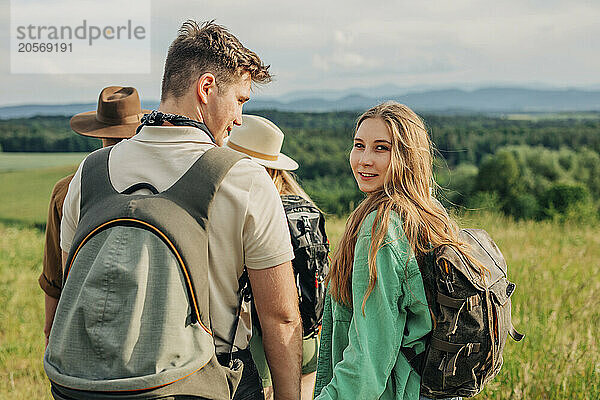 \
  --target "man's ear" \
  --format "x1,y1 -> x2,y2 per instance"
197,73 -> 216,105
